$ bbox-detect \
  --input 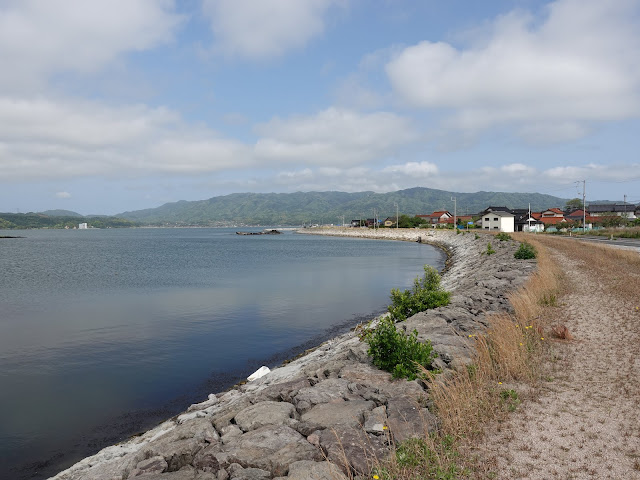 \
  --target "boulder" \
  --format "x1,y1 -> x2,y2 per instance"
227,463 -> 271,480
293,378 -> 353,412
217,425 -> 308,472
234,401 -> 296,432
187,394 -> 219,413
300,399 -> 374,429
385,396 -> 438,444
363,405 -> 387,434
144,438 -> 203,472
258,377 -> 310,402
129,455 -> 167,476
278,460 -> 348,480
318,427 -> 390,475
